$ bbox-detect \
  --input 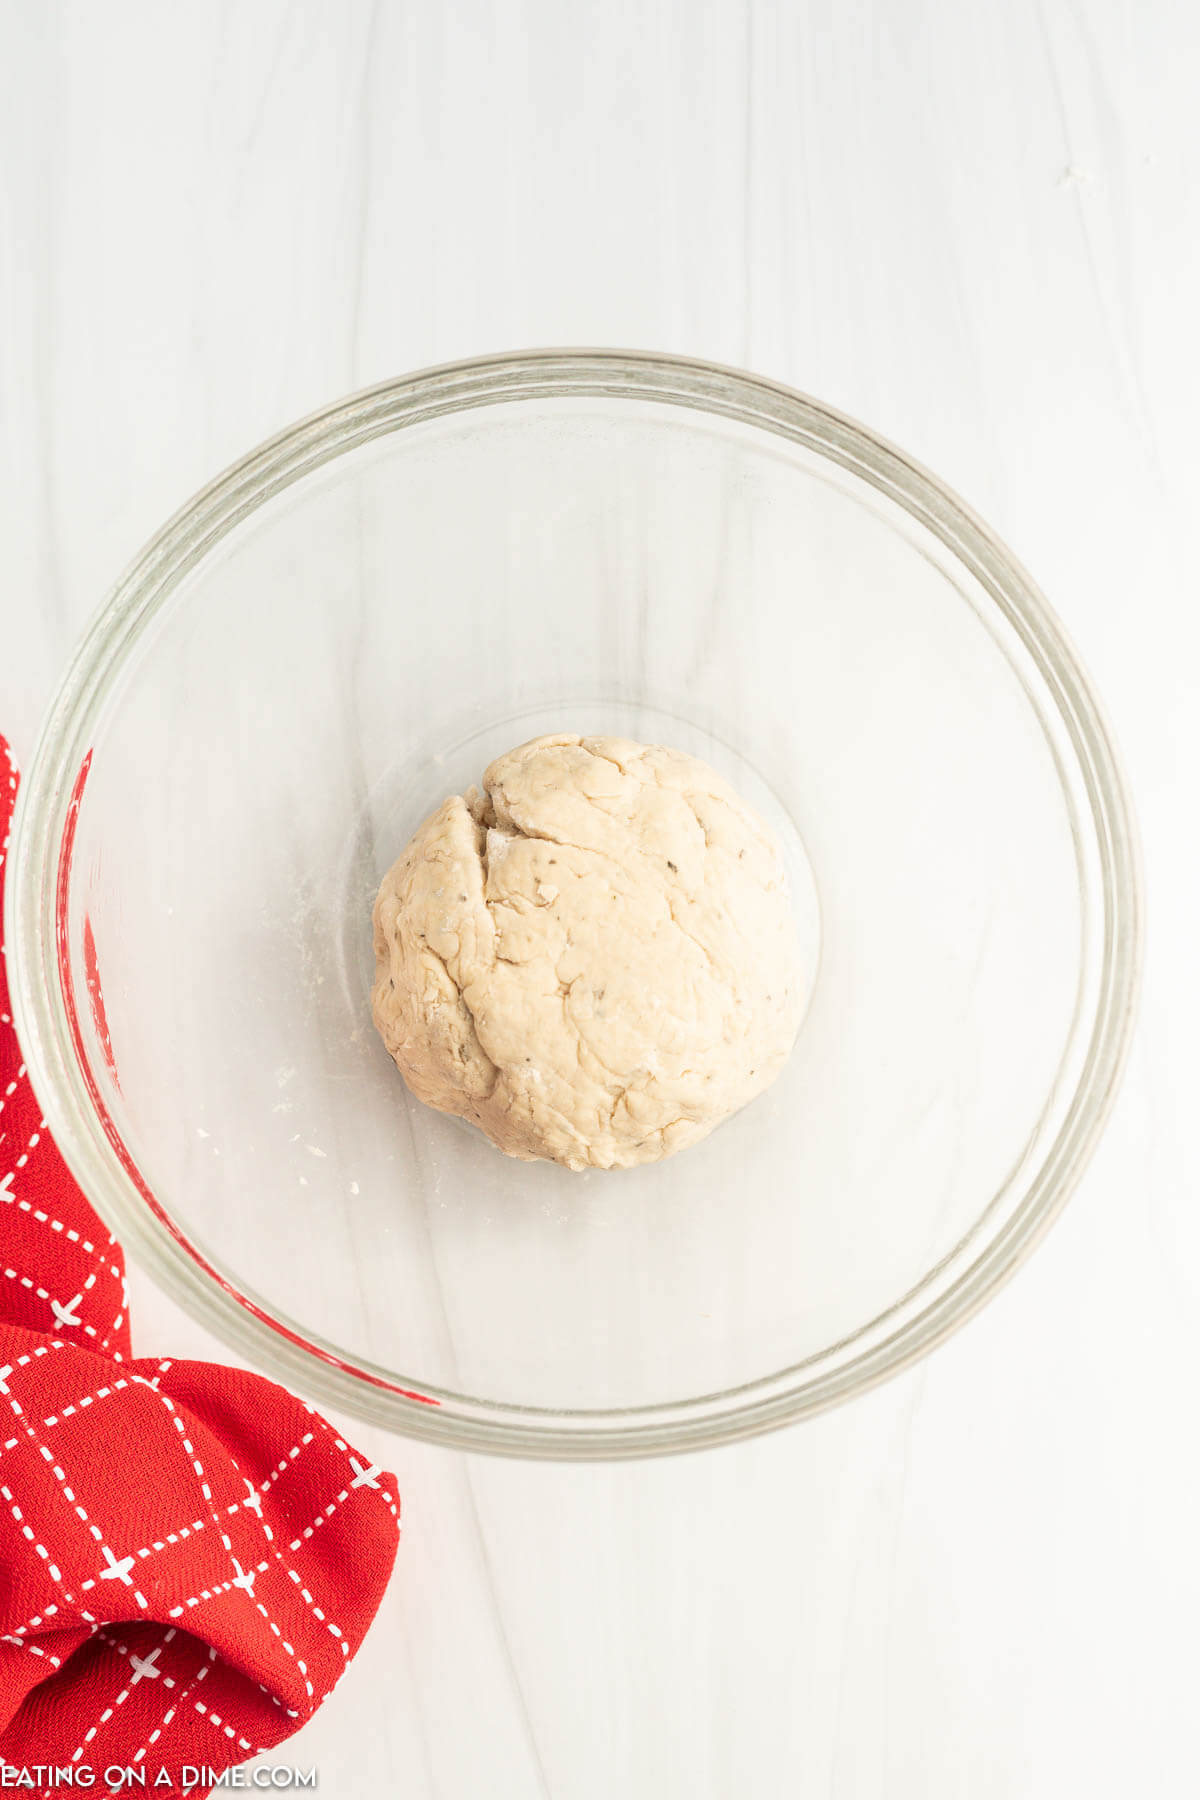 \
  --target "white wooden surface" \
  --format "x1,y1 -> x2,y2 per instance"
2,2 -> 1198,1793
